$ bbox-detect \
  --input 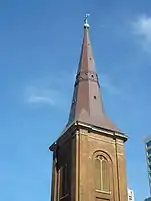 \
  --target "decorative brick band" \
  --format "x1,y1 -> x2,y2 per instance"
74,70 -> 100,87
